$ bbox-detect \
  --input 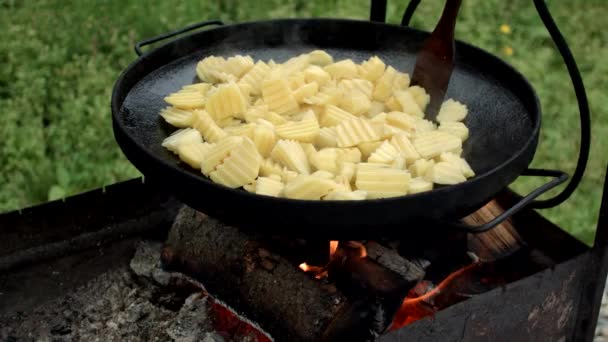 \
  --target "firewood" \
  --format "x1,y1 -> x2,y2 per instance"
463,200 -> 525,261
161,206 -> 351,342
